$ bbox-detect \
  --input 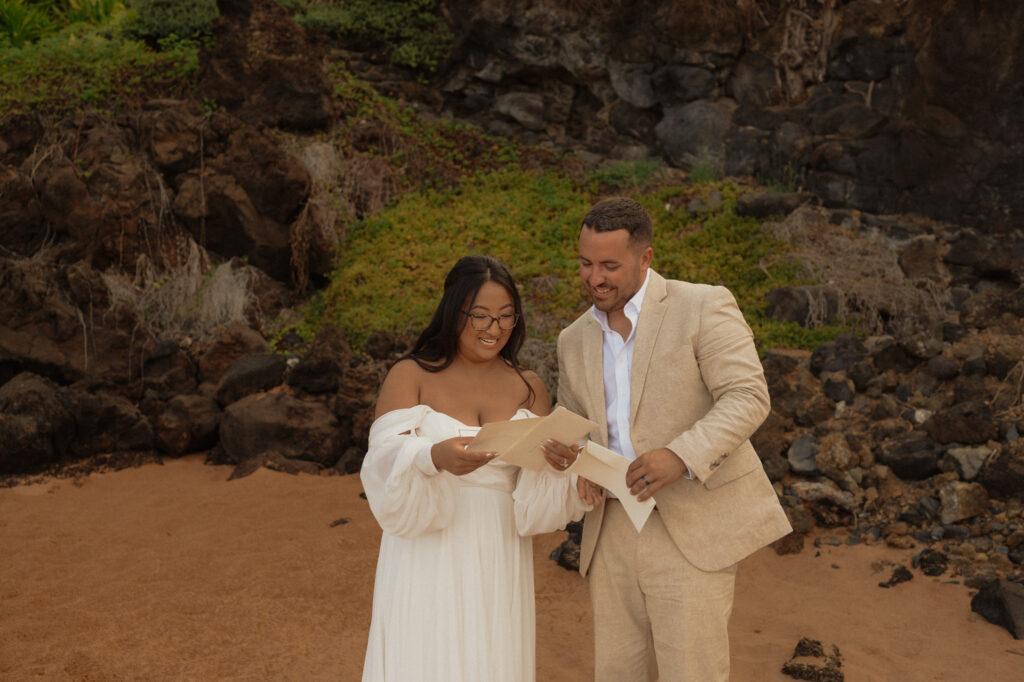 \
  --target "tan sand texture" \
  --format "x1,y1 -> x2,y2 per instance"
2,456 -> 1021,681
